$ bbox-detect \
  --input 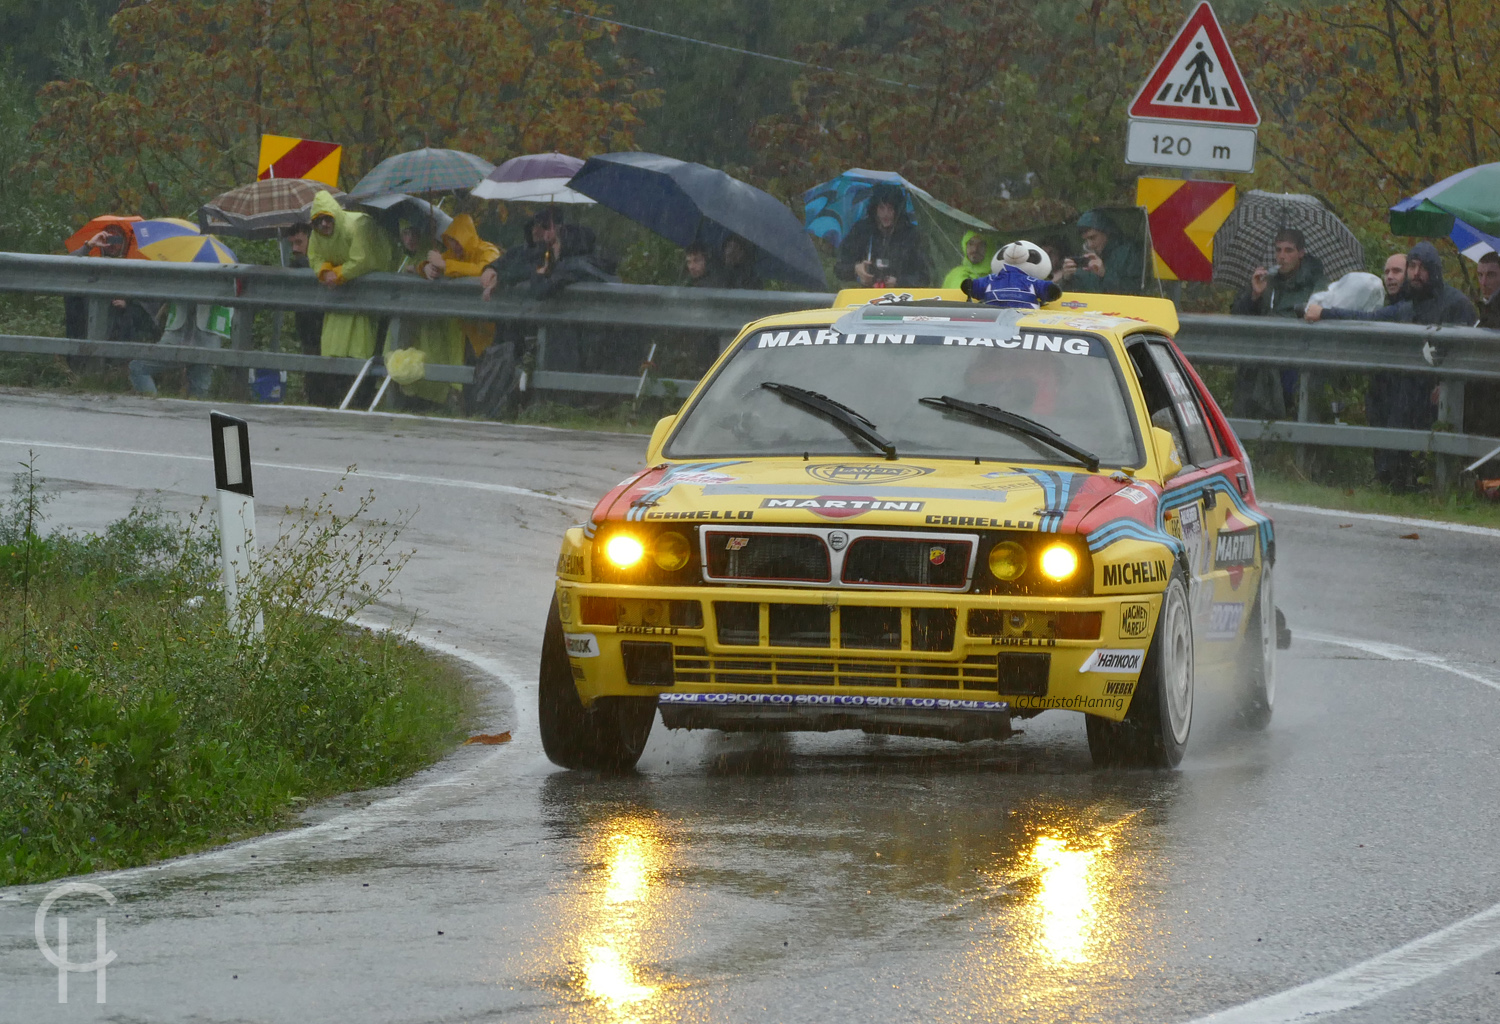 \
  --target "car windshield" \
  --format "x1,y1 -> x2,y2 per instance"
665,320 -> 1143,467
